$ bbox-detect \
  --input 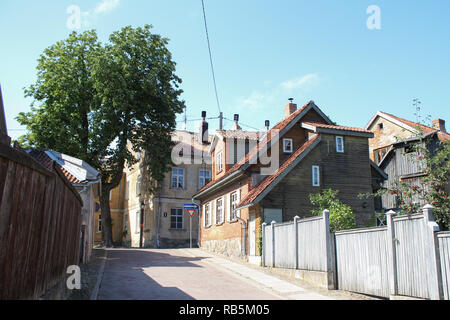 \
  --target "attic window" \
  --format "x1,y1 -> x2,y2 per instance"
378,123 -> 384,130
336,136 -> 344,153
283,139 -> 293,153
